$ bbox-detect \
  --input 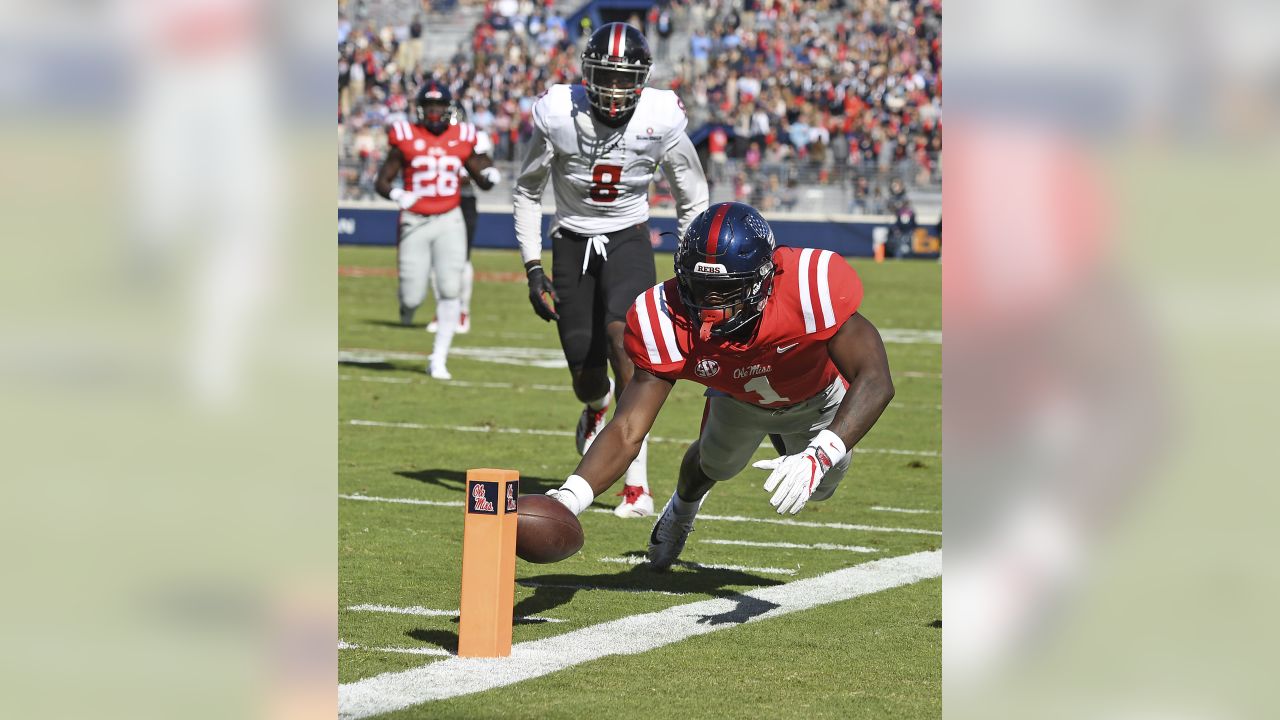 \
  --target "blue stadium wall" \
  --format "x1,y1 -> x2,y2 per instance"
337,207 -> 940,258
